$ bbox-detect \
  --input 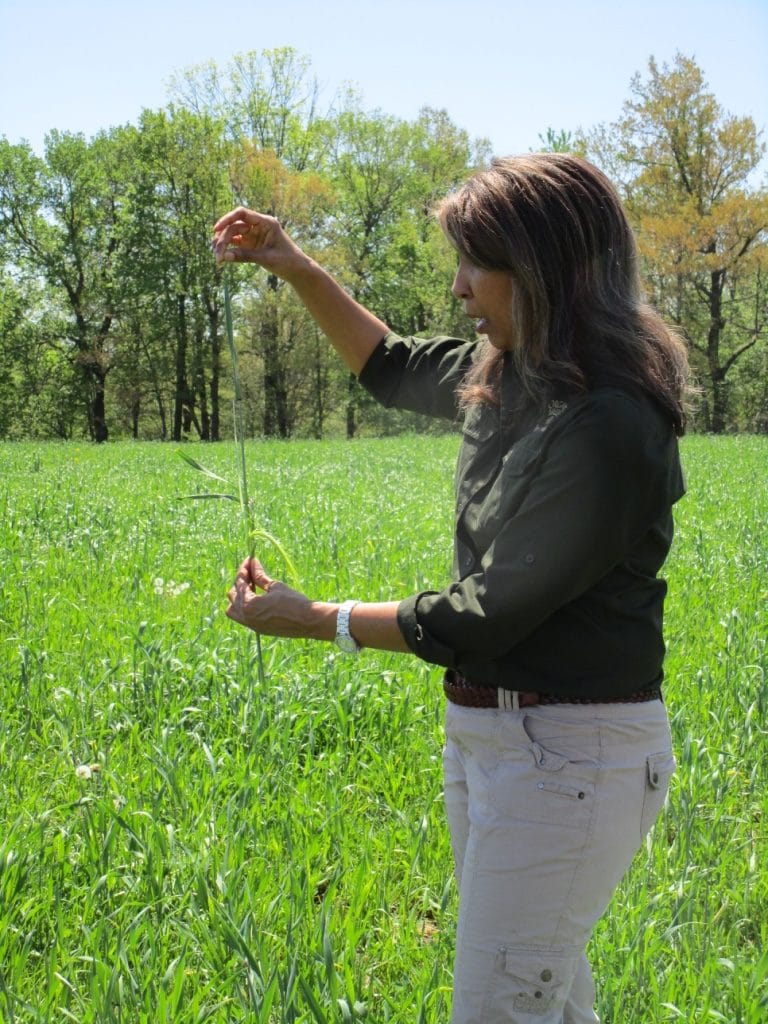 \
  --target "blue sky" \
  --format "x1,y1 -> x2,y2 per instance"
1,0 -> 767,172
